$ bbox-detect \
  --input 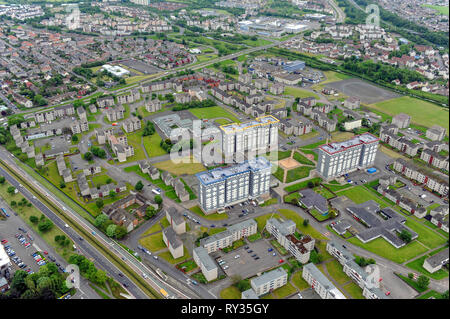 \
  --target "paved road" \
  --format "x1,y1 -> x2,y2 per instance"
0,198 -> 99,299
0,149 -> 196,299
